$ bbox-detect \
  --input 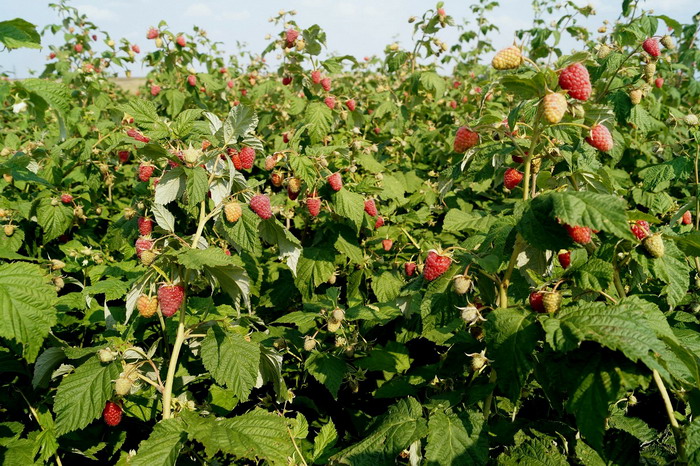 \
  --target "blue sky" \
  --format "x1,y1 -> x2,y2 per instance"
2,0 -> 698,77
